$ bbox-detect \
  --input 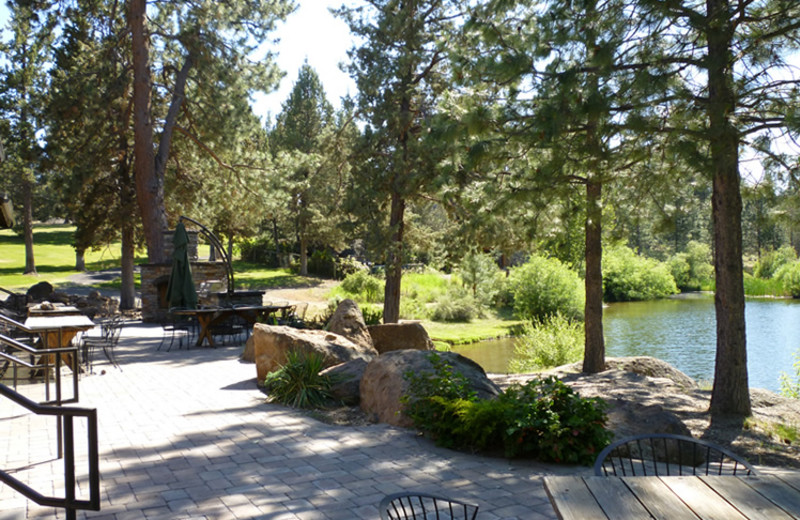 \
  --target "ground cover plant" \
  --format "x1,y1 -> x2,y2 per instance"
509,313 -> 584,372
263,350 -> 337,408
401,353 -> 611,465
